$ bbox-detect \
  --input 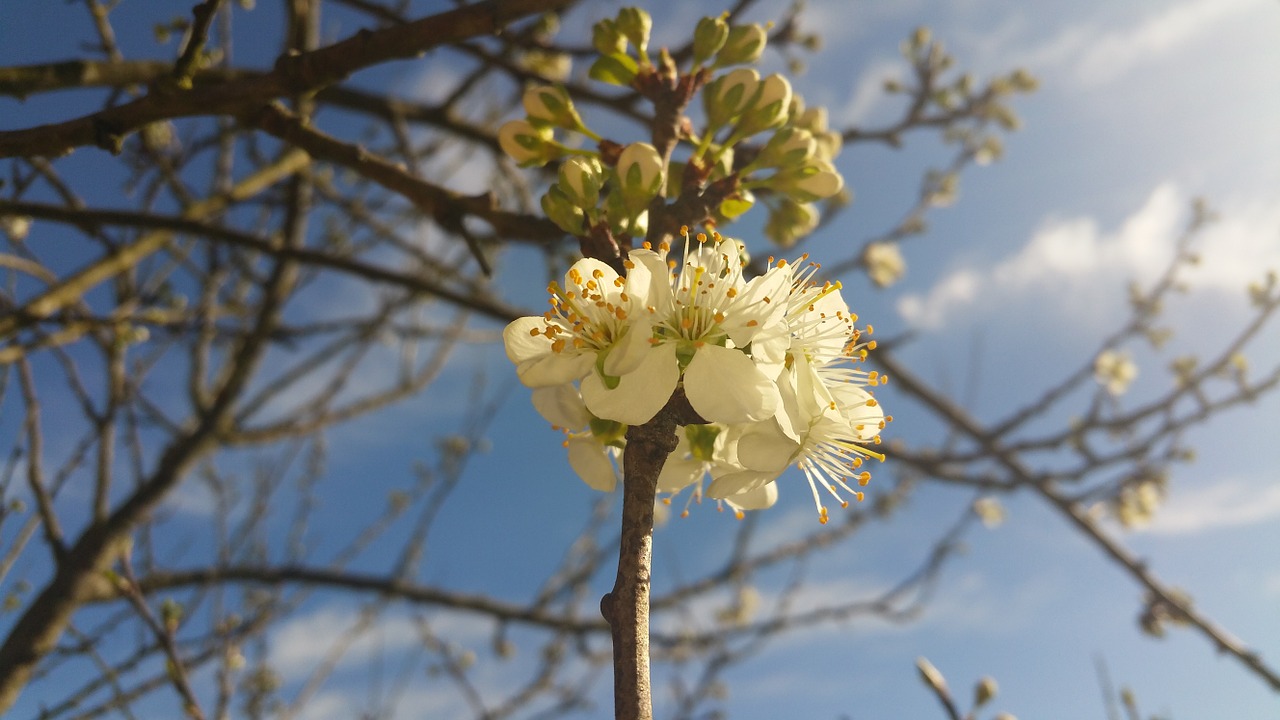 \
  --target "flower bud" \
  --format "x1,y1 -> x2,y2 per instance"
541,184 -> 586,234
864,242 -> 905,287
703,68 -> 759,131
764,198 -> 818,248
522,85 -> 587,133
693,14 -> 730,65
973,676 -> 998,707
915,657 -> 948,695
755,127 -> 816,169
814,129 -> 843,161
615,8 -> 652,57
557,156 -> 604,209
592,19 -> 626,56
769,158 -> 843,202
793,105 -> 828,133
733,73 -> 792,138
498,120 -> 559,167
615,142 -> 665,213
716,23 -> 767,66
